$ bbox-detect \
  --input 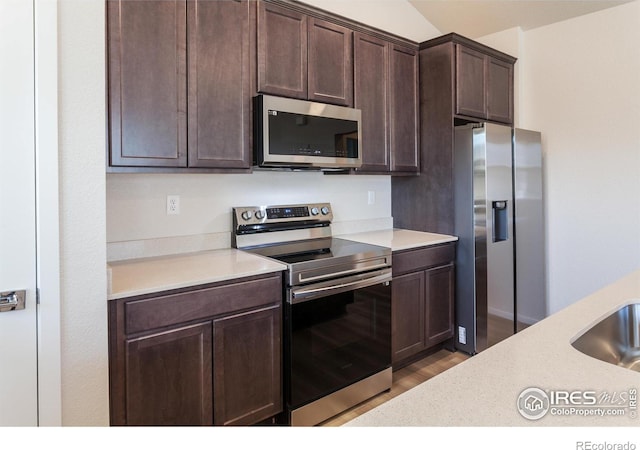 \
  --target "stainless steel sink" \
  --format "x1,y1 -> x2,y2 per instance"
571,302 -> 640,372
